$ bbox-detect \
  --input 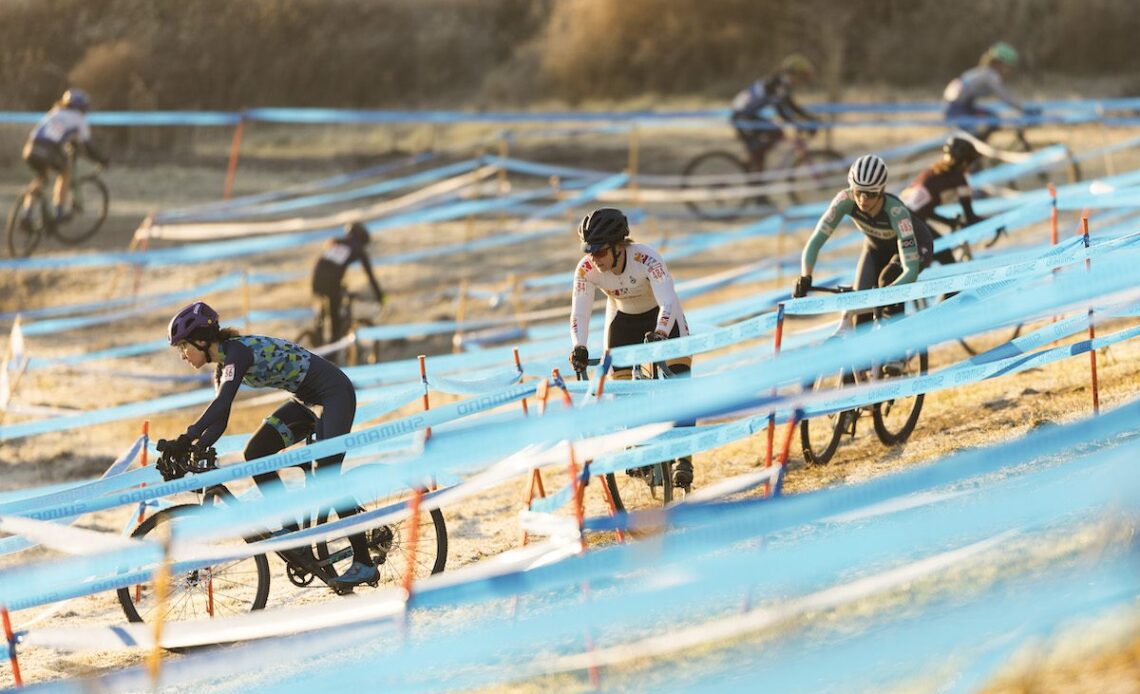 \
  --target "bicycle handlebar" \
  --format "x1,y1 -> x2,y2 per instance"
155,439 -> 218,481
